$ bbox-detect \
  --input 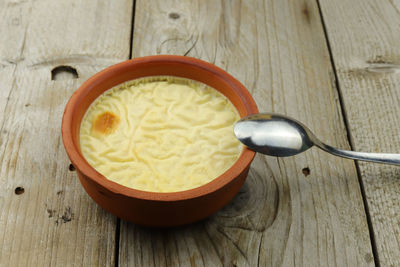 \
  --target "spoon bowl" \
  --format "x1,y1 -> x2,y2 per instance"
234,113 -> 314,157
